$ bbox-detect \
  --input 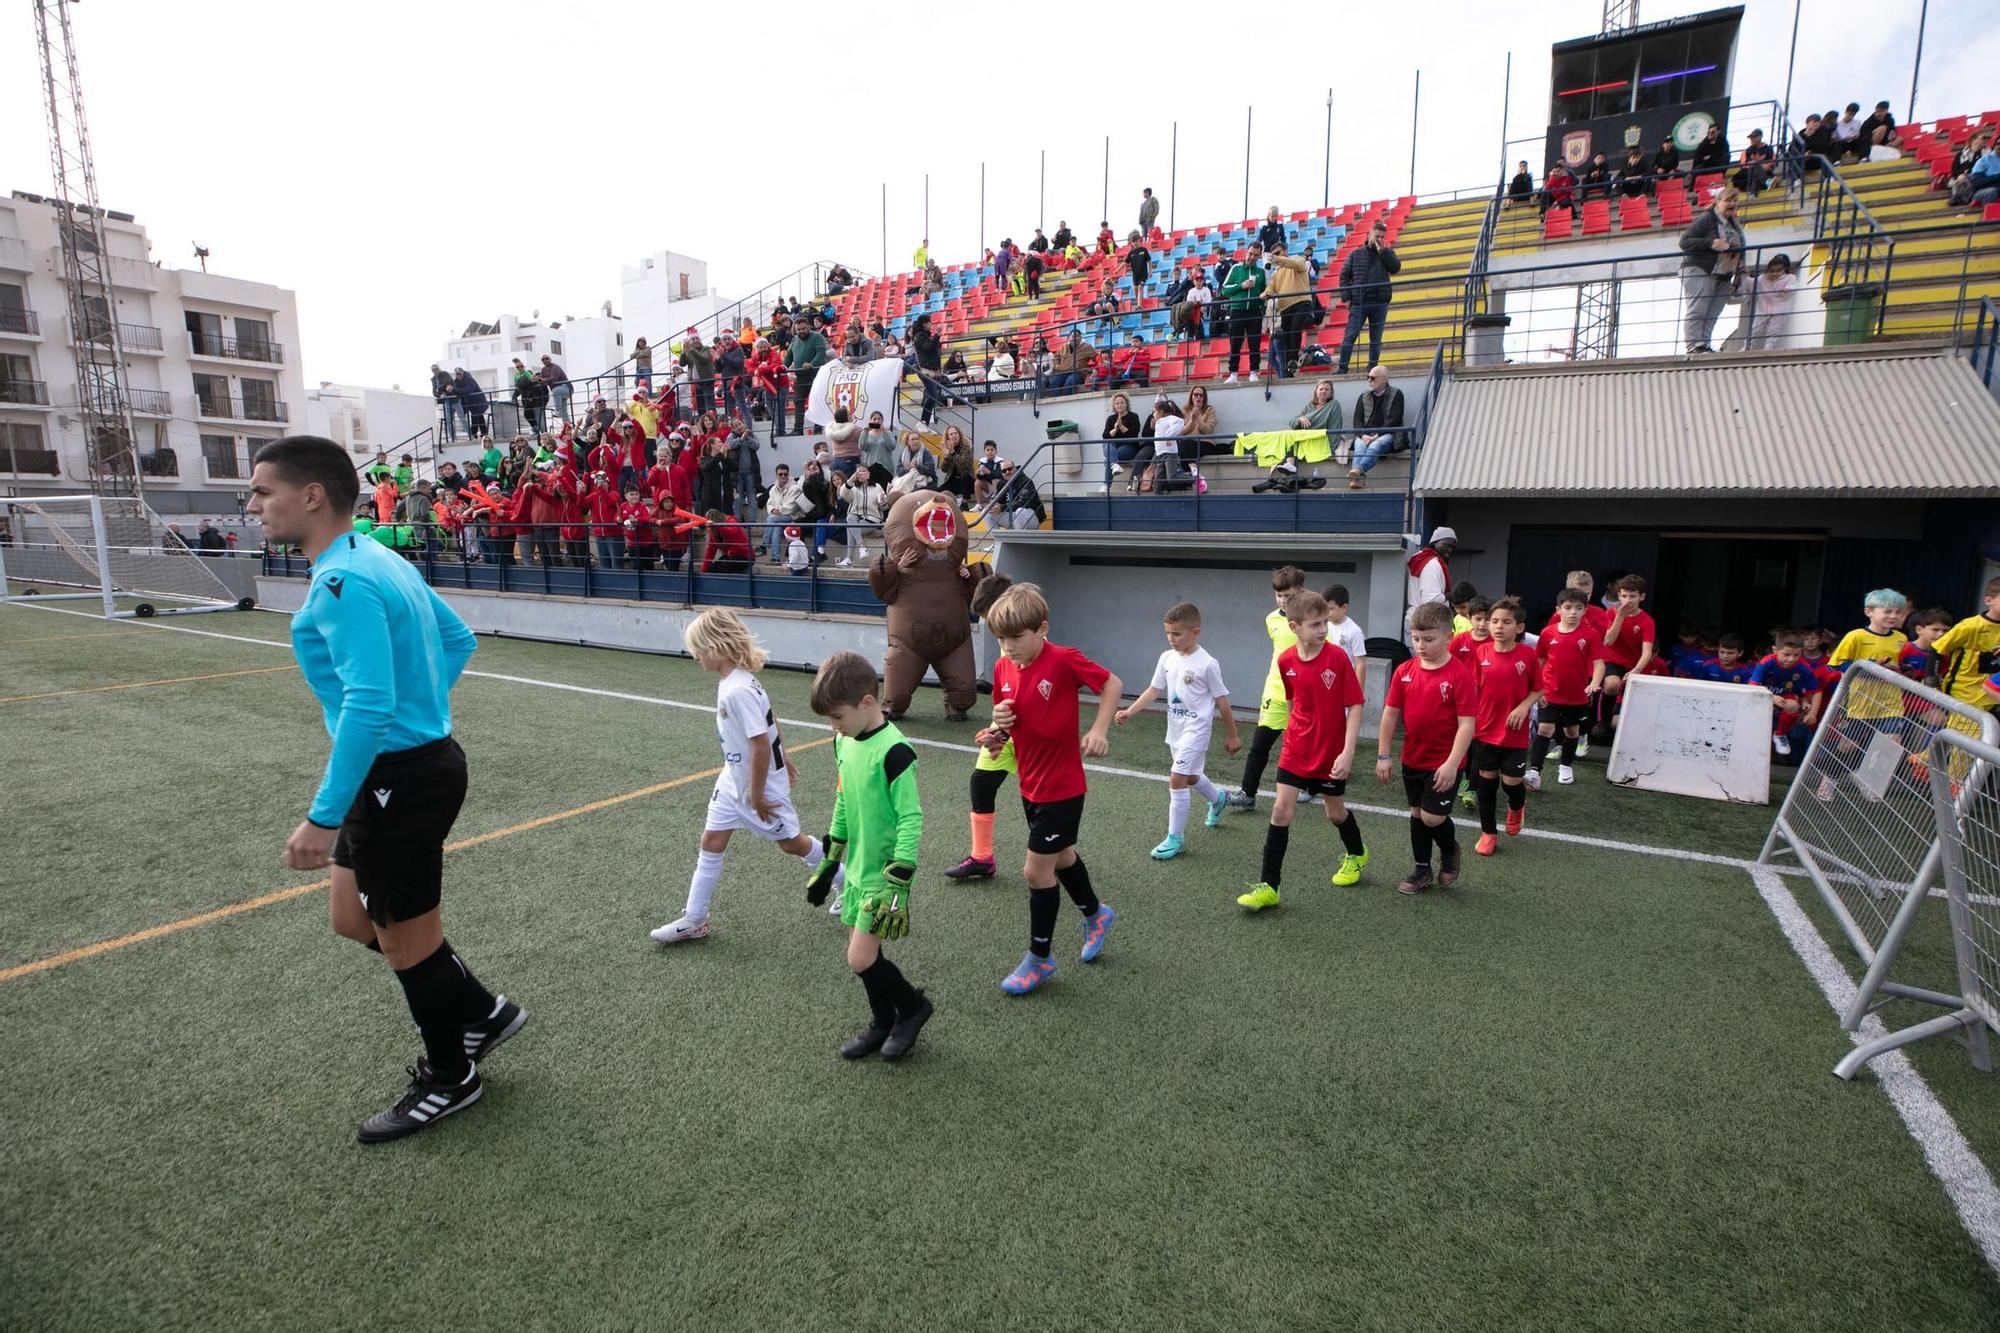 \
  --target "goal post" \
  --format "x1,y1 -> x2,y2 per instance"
0,494 -> 253,619
1759,661 -> 2000,1067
